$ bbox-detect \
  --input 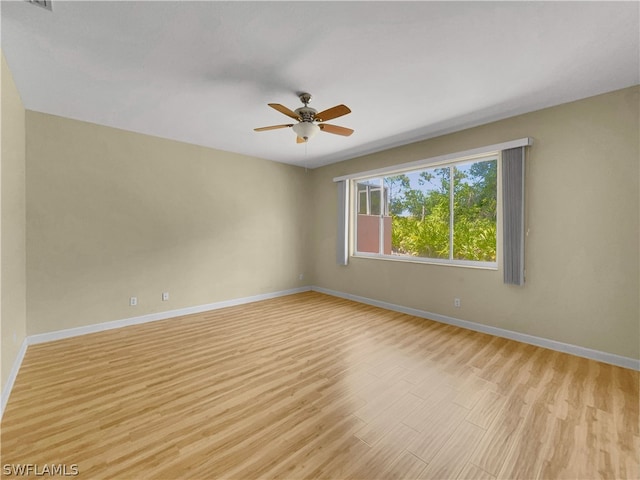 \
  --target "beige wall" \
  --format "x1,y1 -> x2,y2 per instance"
1,52 -> 27,390
310,86 -> 640,360
26,112 -> 310,334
